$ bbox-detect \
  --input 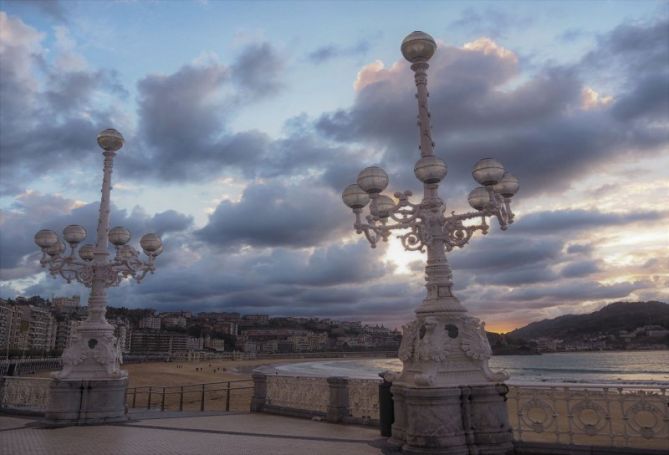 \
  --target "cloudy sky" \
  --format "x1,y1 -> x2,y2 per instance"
0,0 -> 667,332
